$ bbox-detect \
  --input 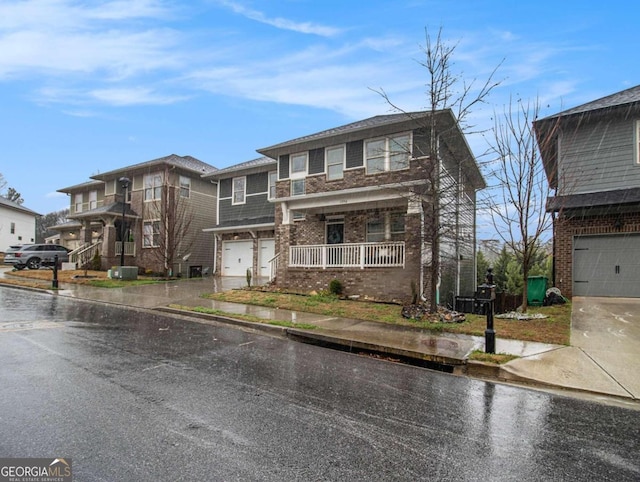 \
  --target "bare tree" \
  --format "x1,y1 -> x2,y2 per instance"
36,209 -> 70,243
486,97 -> 555,311
144,173 -> 195,278
375,27 -> 502,311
